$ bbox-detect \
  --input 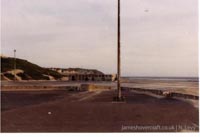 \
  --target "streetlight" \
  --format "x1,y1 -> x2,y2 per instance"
114,0 -> 124,101
117,0 -> 121,99
14,49 -> 16,81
